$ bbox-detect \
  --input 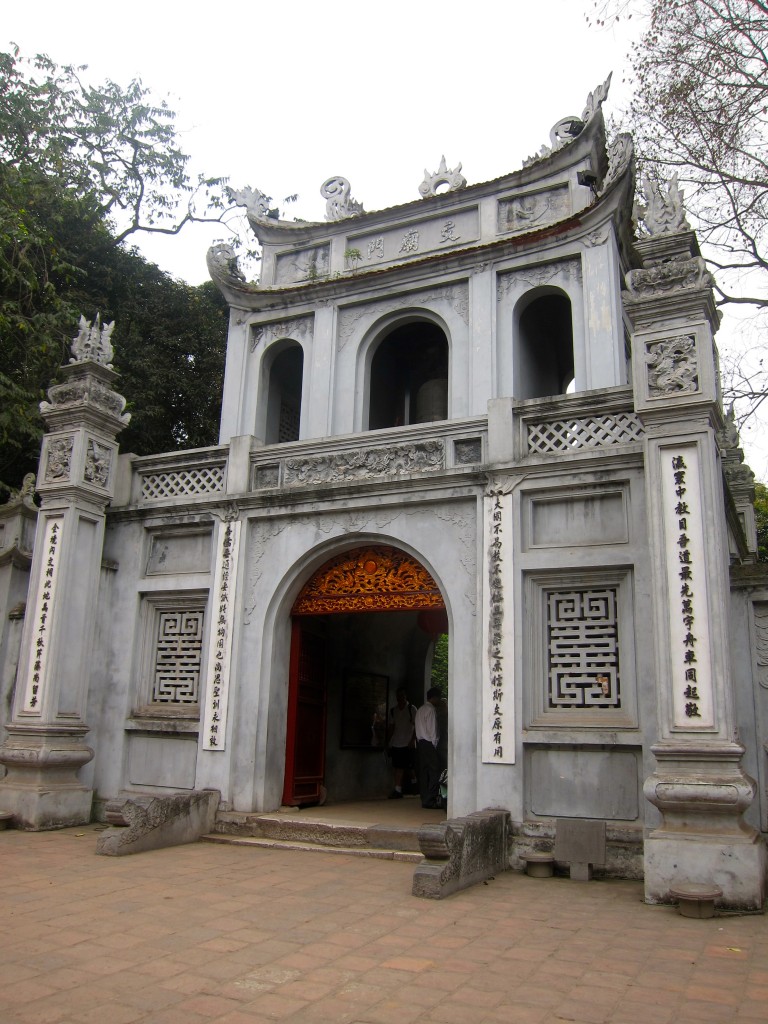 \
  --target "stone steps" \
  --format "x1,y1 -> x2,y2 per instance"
201,809 -> 425,863
200,832 -> 422,862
